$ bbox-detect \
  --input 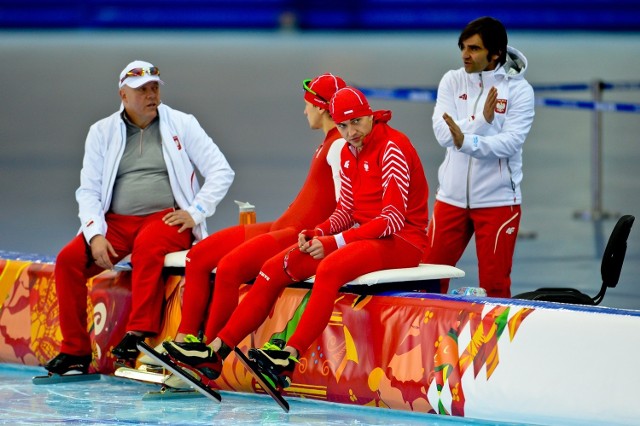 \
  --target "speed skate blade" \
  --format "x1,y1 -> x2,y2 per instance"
234,347 -> 289,412
137,341 -> 221,403
142,387 -> 204,401
32,373 -> 101,385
